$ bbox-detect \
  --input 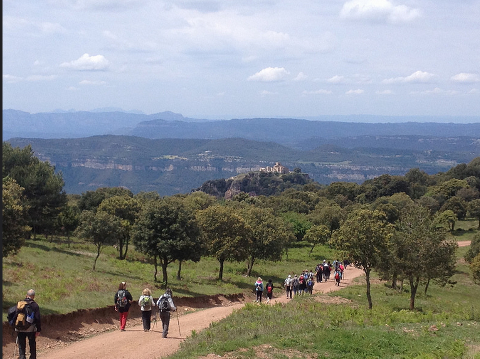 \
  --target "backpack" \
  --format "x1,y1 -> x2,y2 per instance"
267,284 -> 273,294
284,277 -> 291,287
159,296 -> 170,312
12,300 -> 35,331
141,296 -> 150,307
116,290 -> 128,308
335,272 -> 340,280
